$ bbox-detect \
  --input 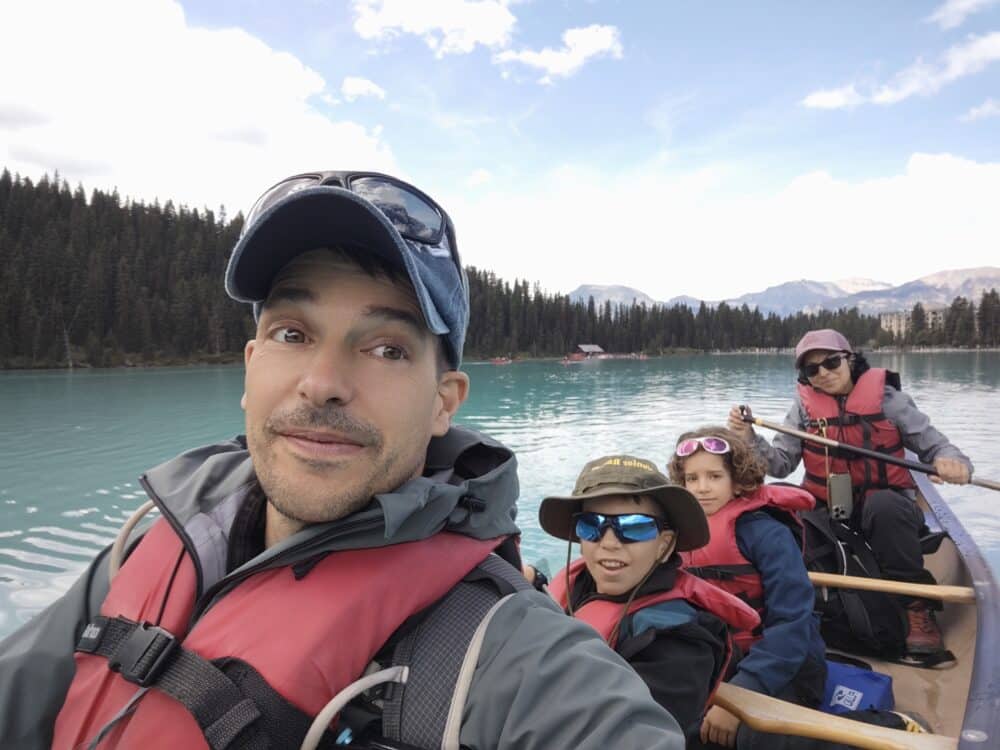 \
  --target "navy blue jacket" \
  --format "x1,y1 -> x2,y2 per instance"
728,511 -> 826,698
